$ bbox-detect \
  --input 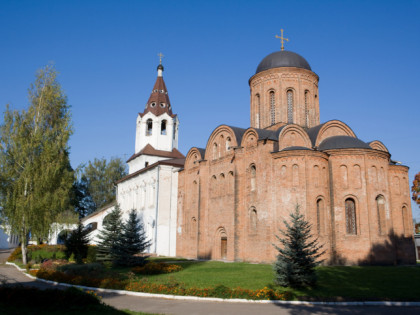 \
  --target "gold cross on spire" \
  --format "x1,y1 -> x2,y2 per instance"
275,29 -> 289,51
158,52 -> 164,64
